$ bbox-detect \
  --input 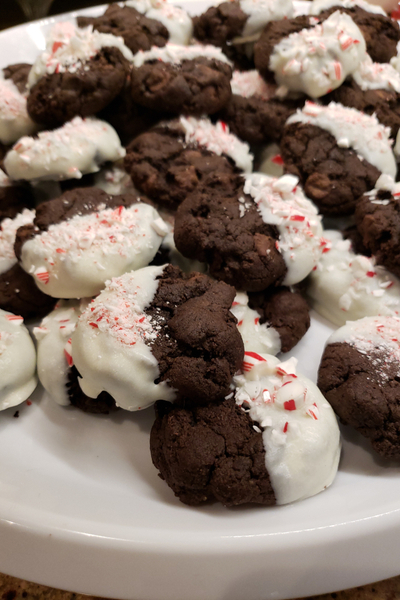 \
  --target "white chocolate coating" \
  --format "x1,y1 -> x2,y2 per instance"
353,55 -> 400,93
4,117 -> 126,182
0,208 -> 35,275
177,116 -> 253,173
269,11 -> 366,98
311,0 -> 386,15
287,101 -> 396,178
0,76 -> 37,145
28,22 -> 134,88
231,292 -> 281,355
125,0 -> 193,45
0,309 -> 37,411
240,0 -> 295,37
71,265 -> 176,411
244,173 -> 324,285
133,42 -> 232,67
93,165 -> 136,196
33,300 -> 89,406
231,69 -> 271,99
327,316 -> 400,382
233,352 -> 340,505
20,202 -> 168,299
307,230 -> 400,326
257,144 -> 285,178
